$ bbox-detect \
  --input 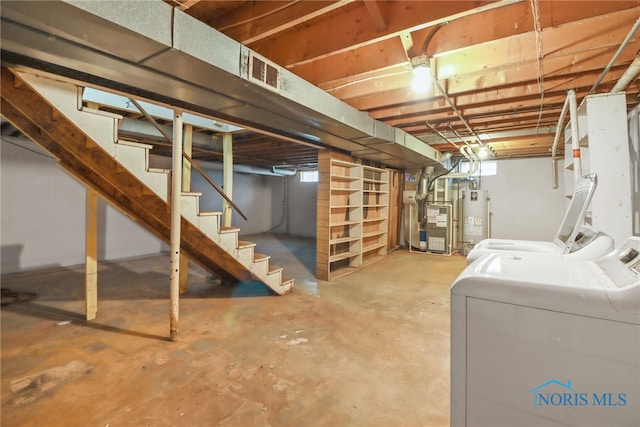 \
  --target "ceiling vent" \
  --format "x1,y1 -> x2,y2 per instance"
248,52 -> 281,93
